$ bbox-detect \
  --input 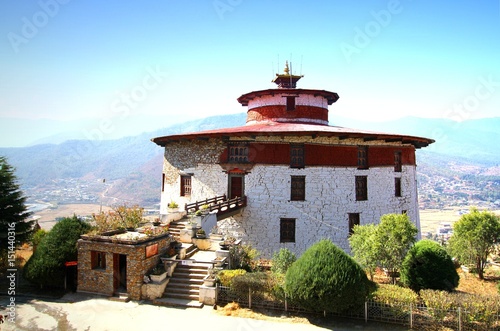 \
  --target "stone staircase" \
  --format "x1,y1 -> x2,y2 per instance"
168,220 -> 187,241
154,262 -> 209,308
